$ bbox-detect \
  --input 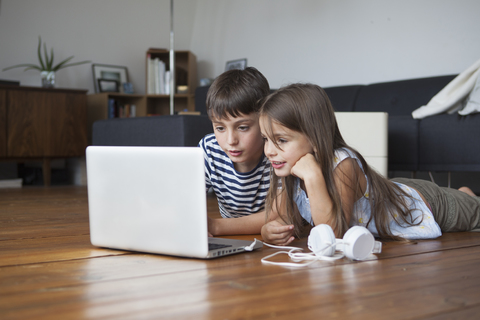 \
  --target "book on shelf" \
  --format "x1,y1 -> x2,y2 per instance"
154,58 -> 166,94
107,98 -> 137,118
147,54 -> 155,94
108,98 -> 116,118
147,54 -> 171,95
164,71 -> 171,94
